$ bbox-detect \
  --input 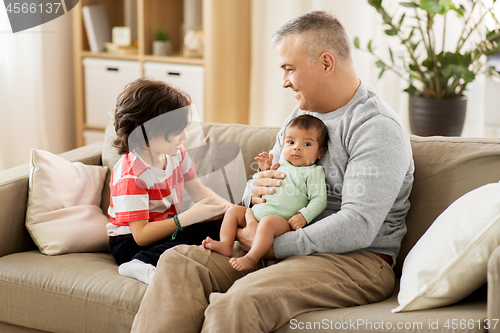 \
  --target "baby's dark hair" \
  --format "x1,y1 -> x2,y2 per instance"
113,77 -> 191,155
286,115 -> 328,149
